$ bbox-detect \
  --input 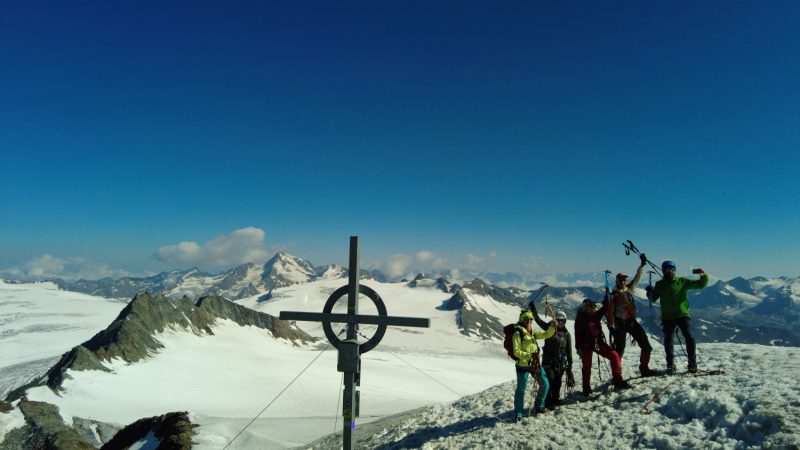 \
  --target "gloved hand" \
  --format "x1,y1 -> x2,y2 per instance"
608,322 -> 617,332
528,302 -> 538,314
645,285 -> 653,295
640,253 -> 647,266
576,347 -> 583,357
